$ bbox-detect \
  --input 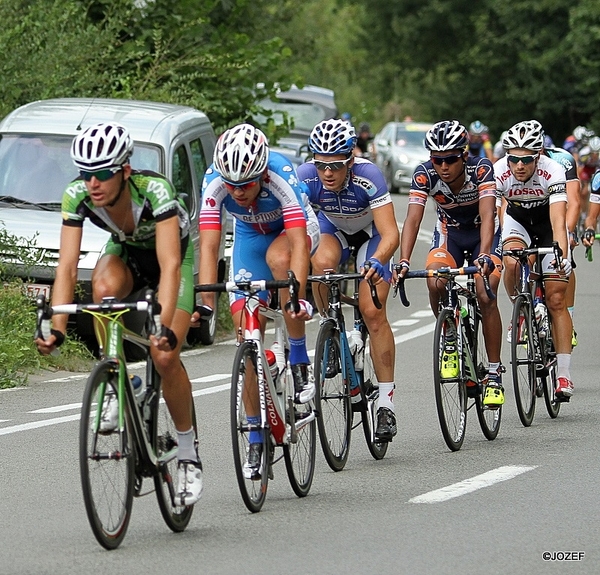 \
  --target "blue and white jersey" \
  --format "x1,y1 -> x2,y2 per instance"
296,157 -> 392,235
544,147 -> 578,182
589,168 -> 600,204
200,151 -> 308,235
